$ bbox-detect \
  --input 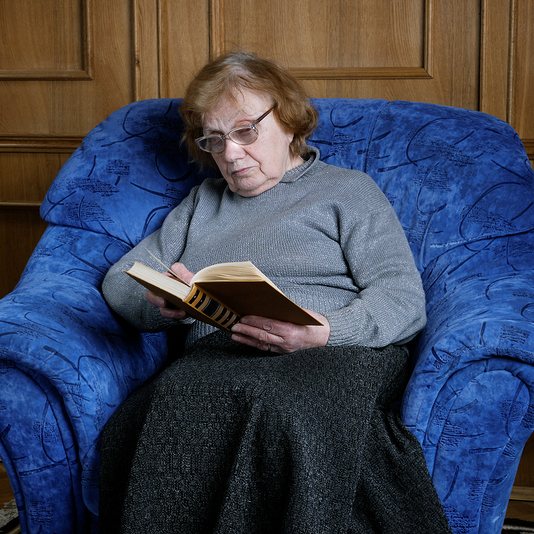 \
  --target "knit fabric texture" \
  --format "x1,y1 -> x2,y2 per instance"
102,147 -> 426,349
99,331 -> 451,534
